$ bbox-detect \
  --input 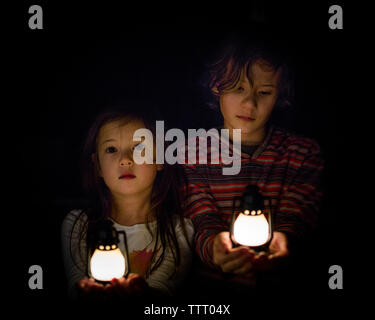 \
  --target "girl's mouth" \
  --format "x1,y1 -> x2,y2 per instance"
119,174 -> 136,180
